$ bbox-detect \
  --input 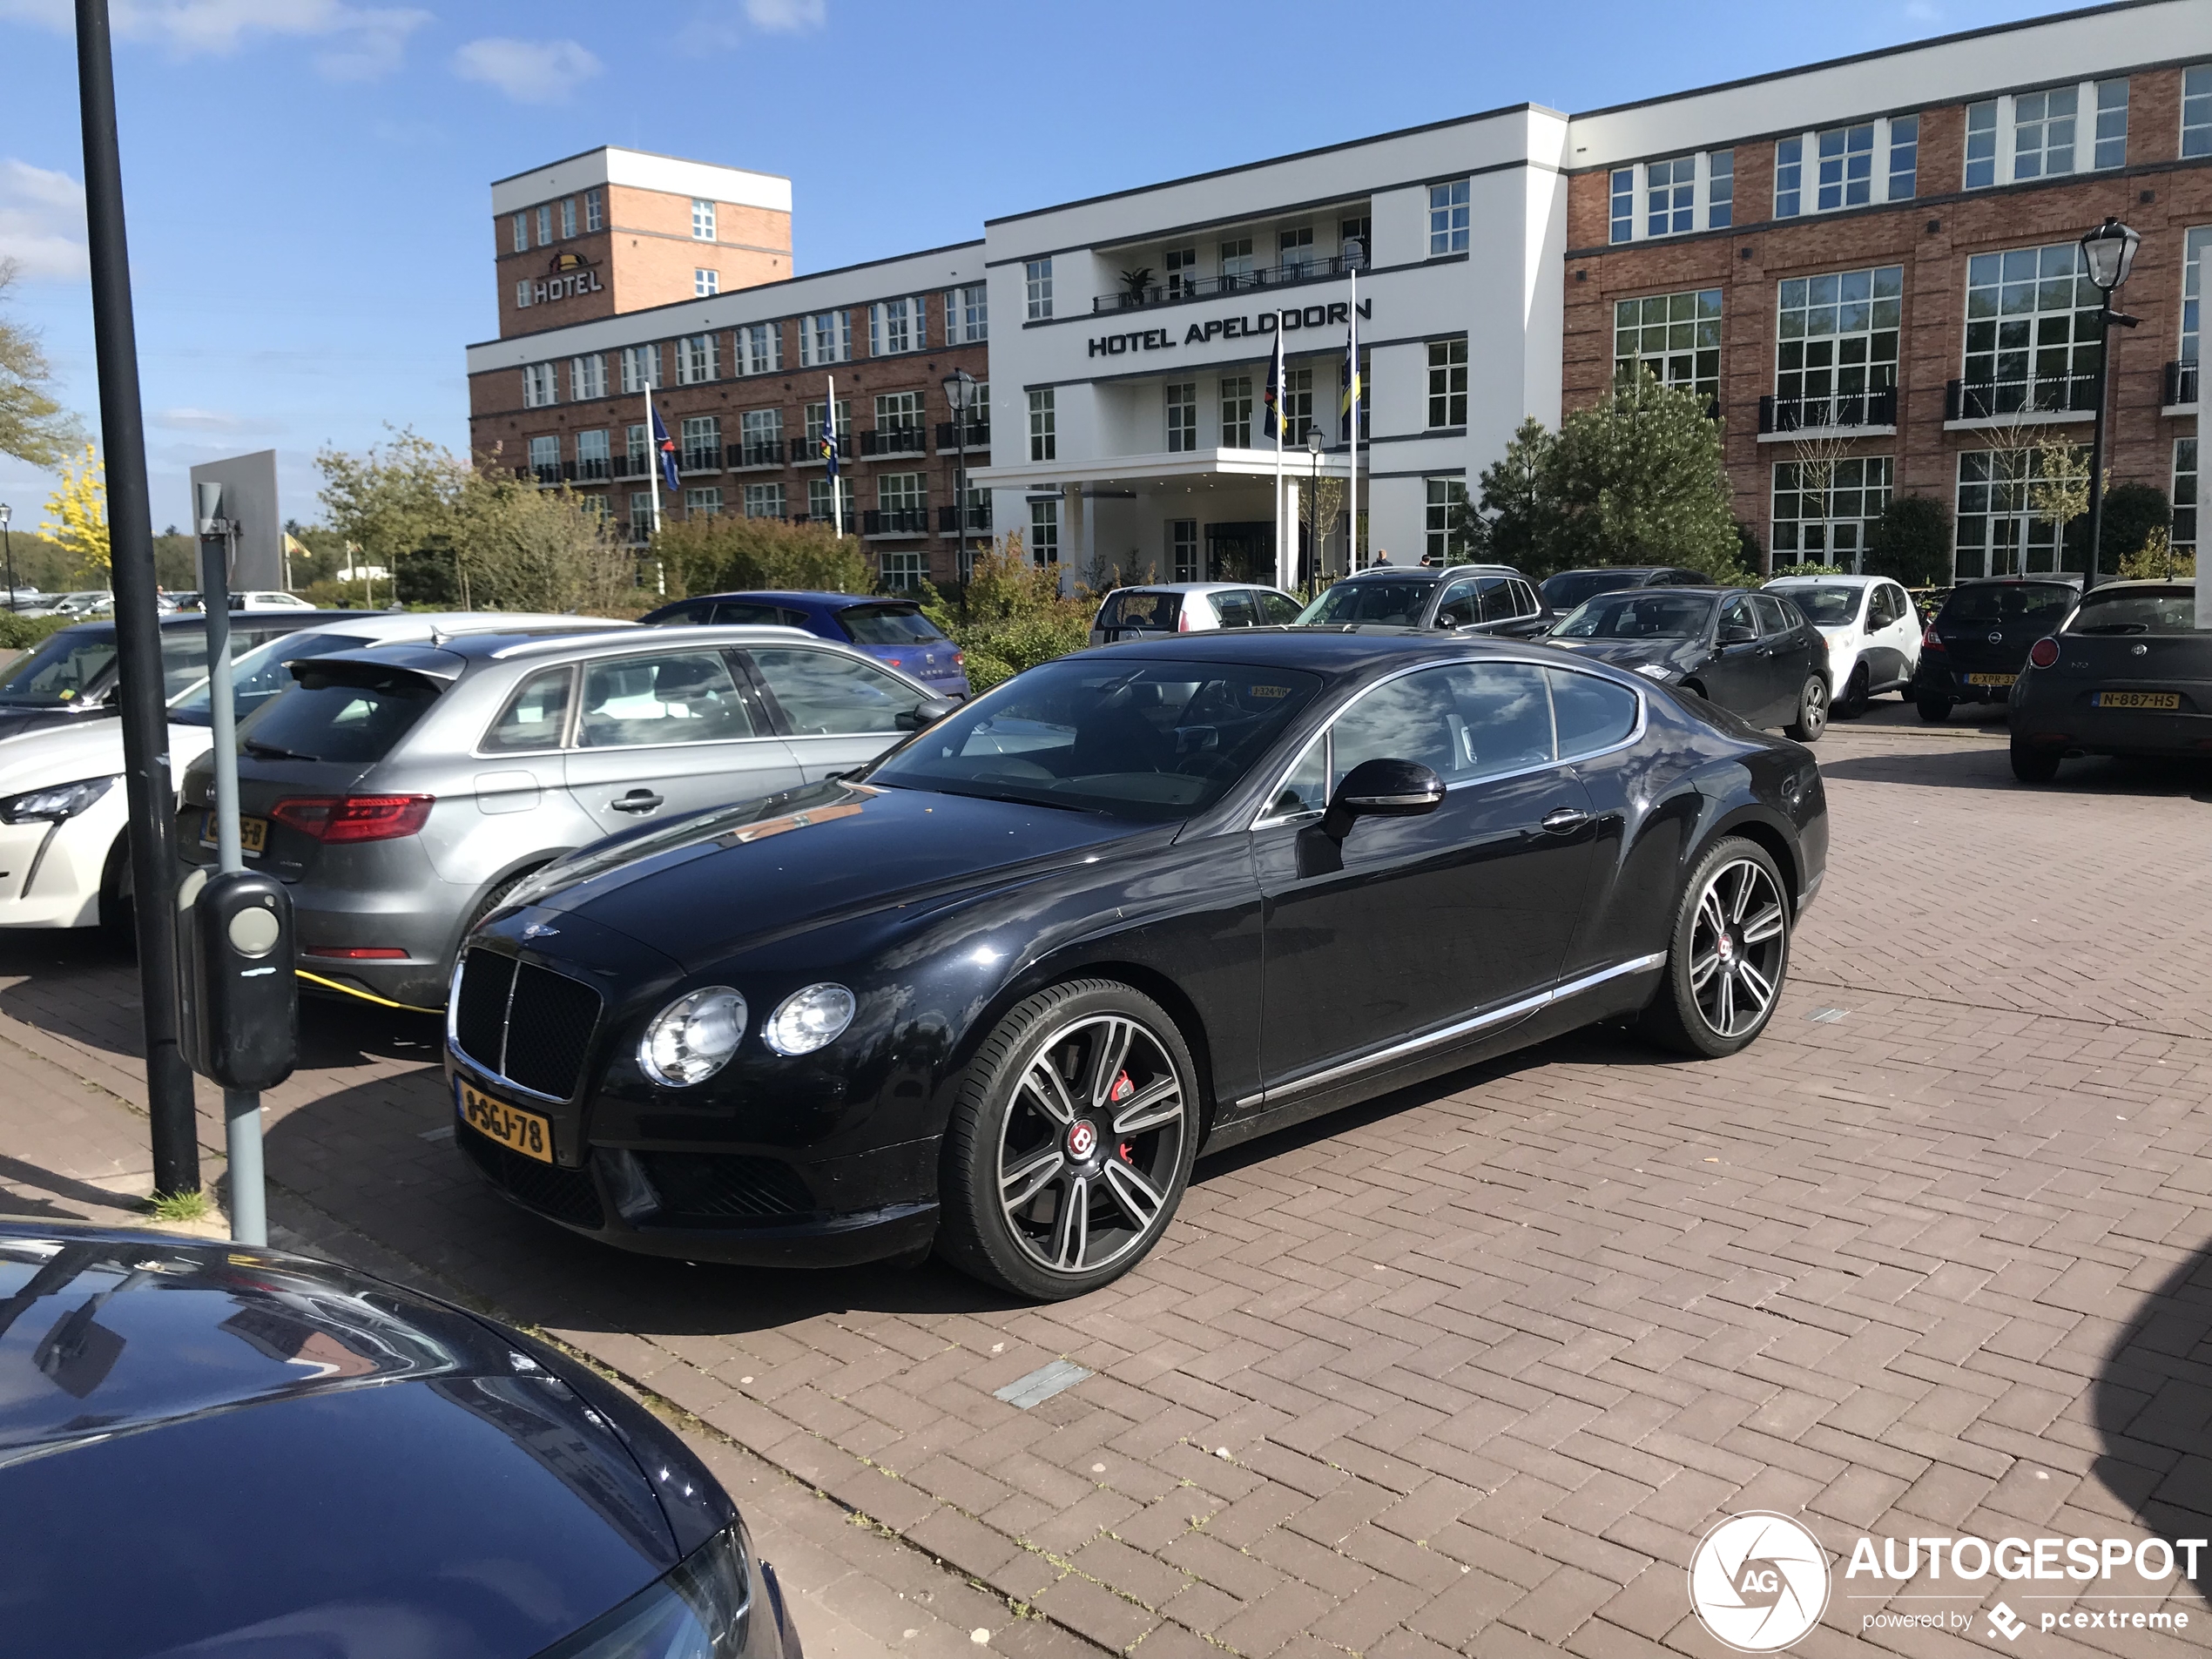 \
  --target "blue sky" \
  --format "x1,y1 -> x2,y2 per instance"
0,0 -> 2081,540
